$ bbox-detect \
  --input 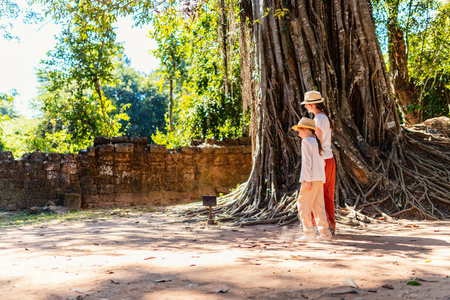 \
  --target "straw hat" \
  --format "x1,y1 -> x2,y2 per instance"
300,91 -> 324,105
292,117 -> 317,131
